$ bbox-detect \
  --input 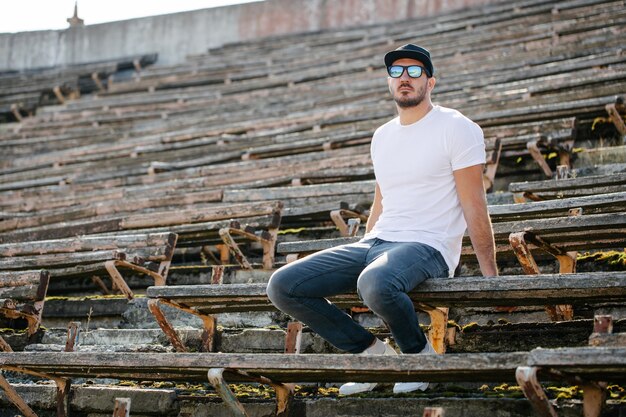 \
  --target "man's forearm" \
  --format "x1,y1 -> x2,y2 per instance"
467,212 -> 498,276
